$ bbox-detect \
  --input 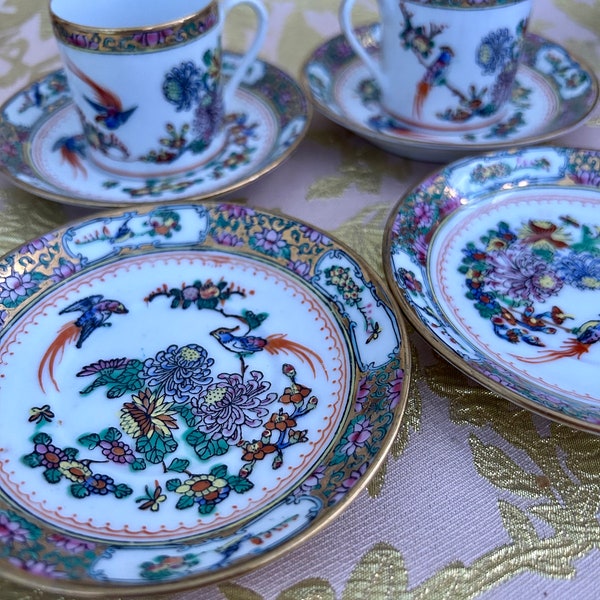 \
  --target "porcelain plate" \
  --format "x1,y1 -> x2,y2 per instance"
384,146 -> 600,432
0,202 -> 409,595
